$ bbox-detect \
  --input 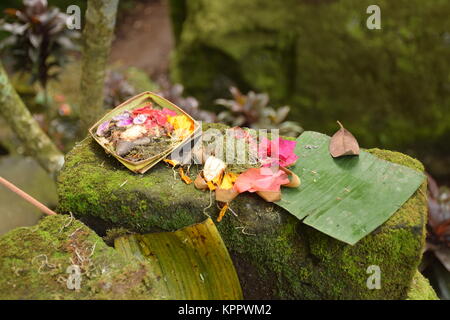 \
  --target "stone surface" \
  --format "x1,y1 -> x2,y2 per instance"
406,270 -> 439,300
0,214 -> 162,300
57,129 -> 435,299
169,0 -> 450,178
